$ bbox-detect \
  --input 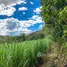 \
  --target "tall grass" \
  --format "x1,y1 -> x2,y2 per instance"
0,36 -> 52,67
